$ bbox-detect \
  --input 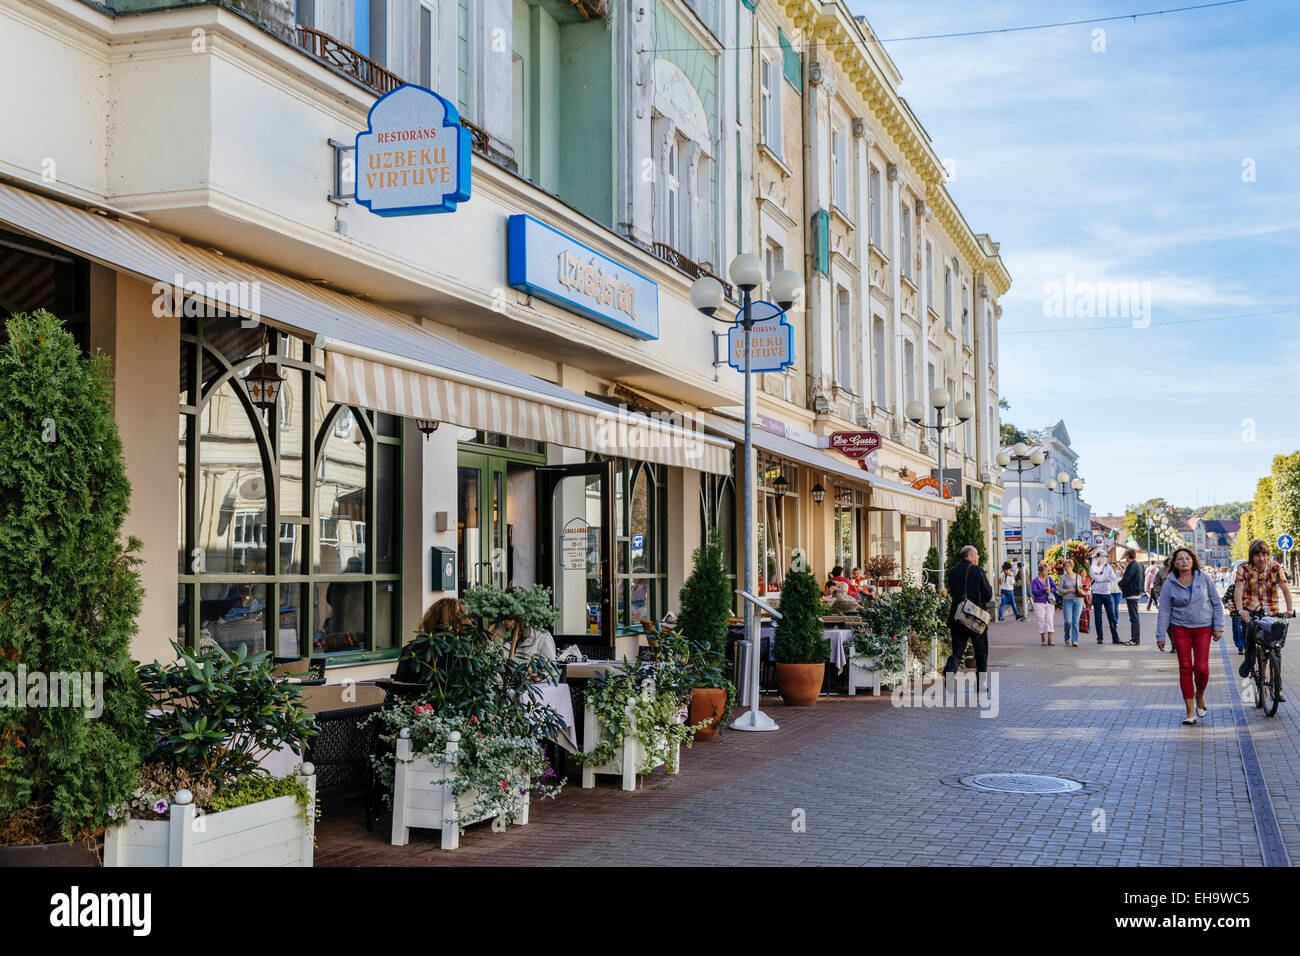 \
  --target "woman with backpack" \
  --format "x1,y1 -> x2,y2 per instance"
1155,547 -> 1224,725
